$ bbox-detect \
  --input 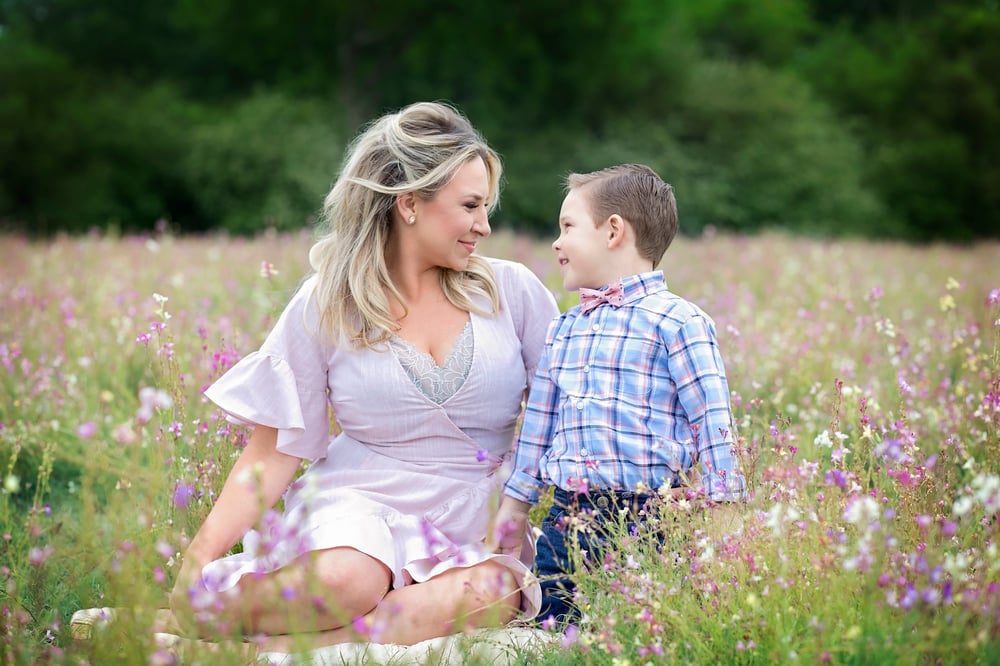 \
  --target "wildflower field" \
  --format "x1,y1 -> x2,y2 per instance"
1,229 -> 998,665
